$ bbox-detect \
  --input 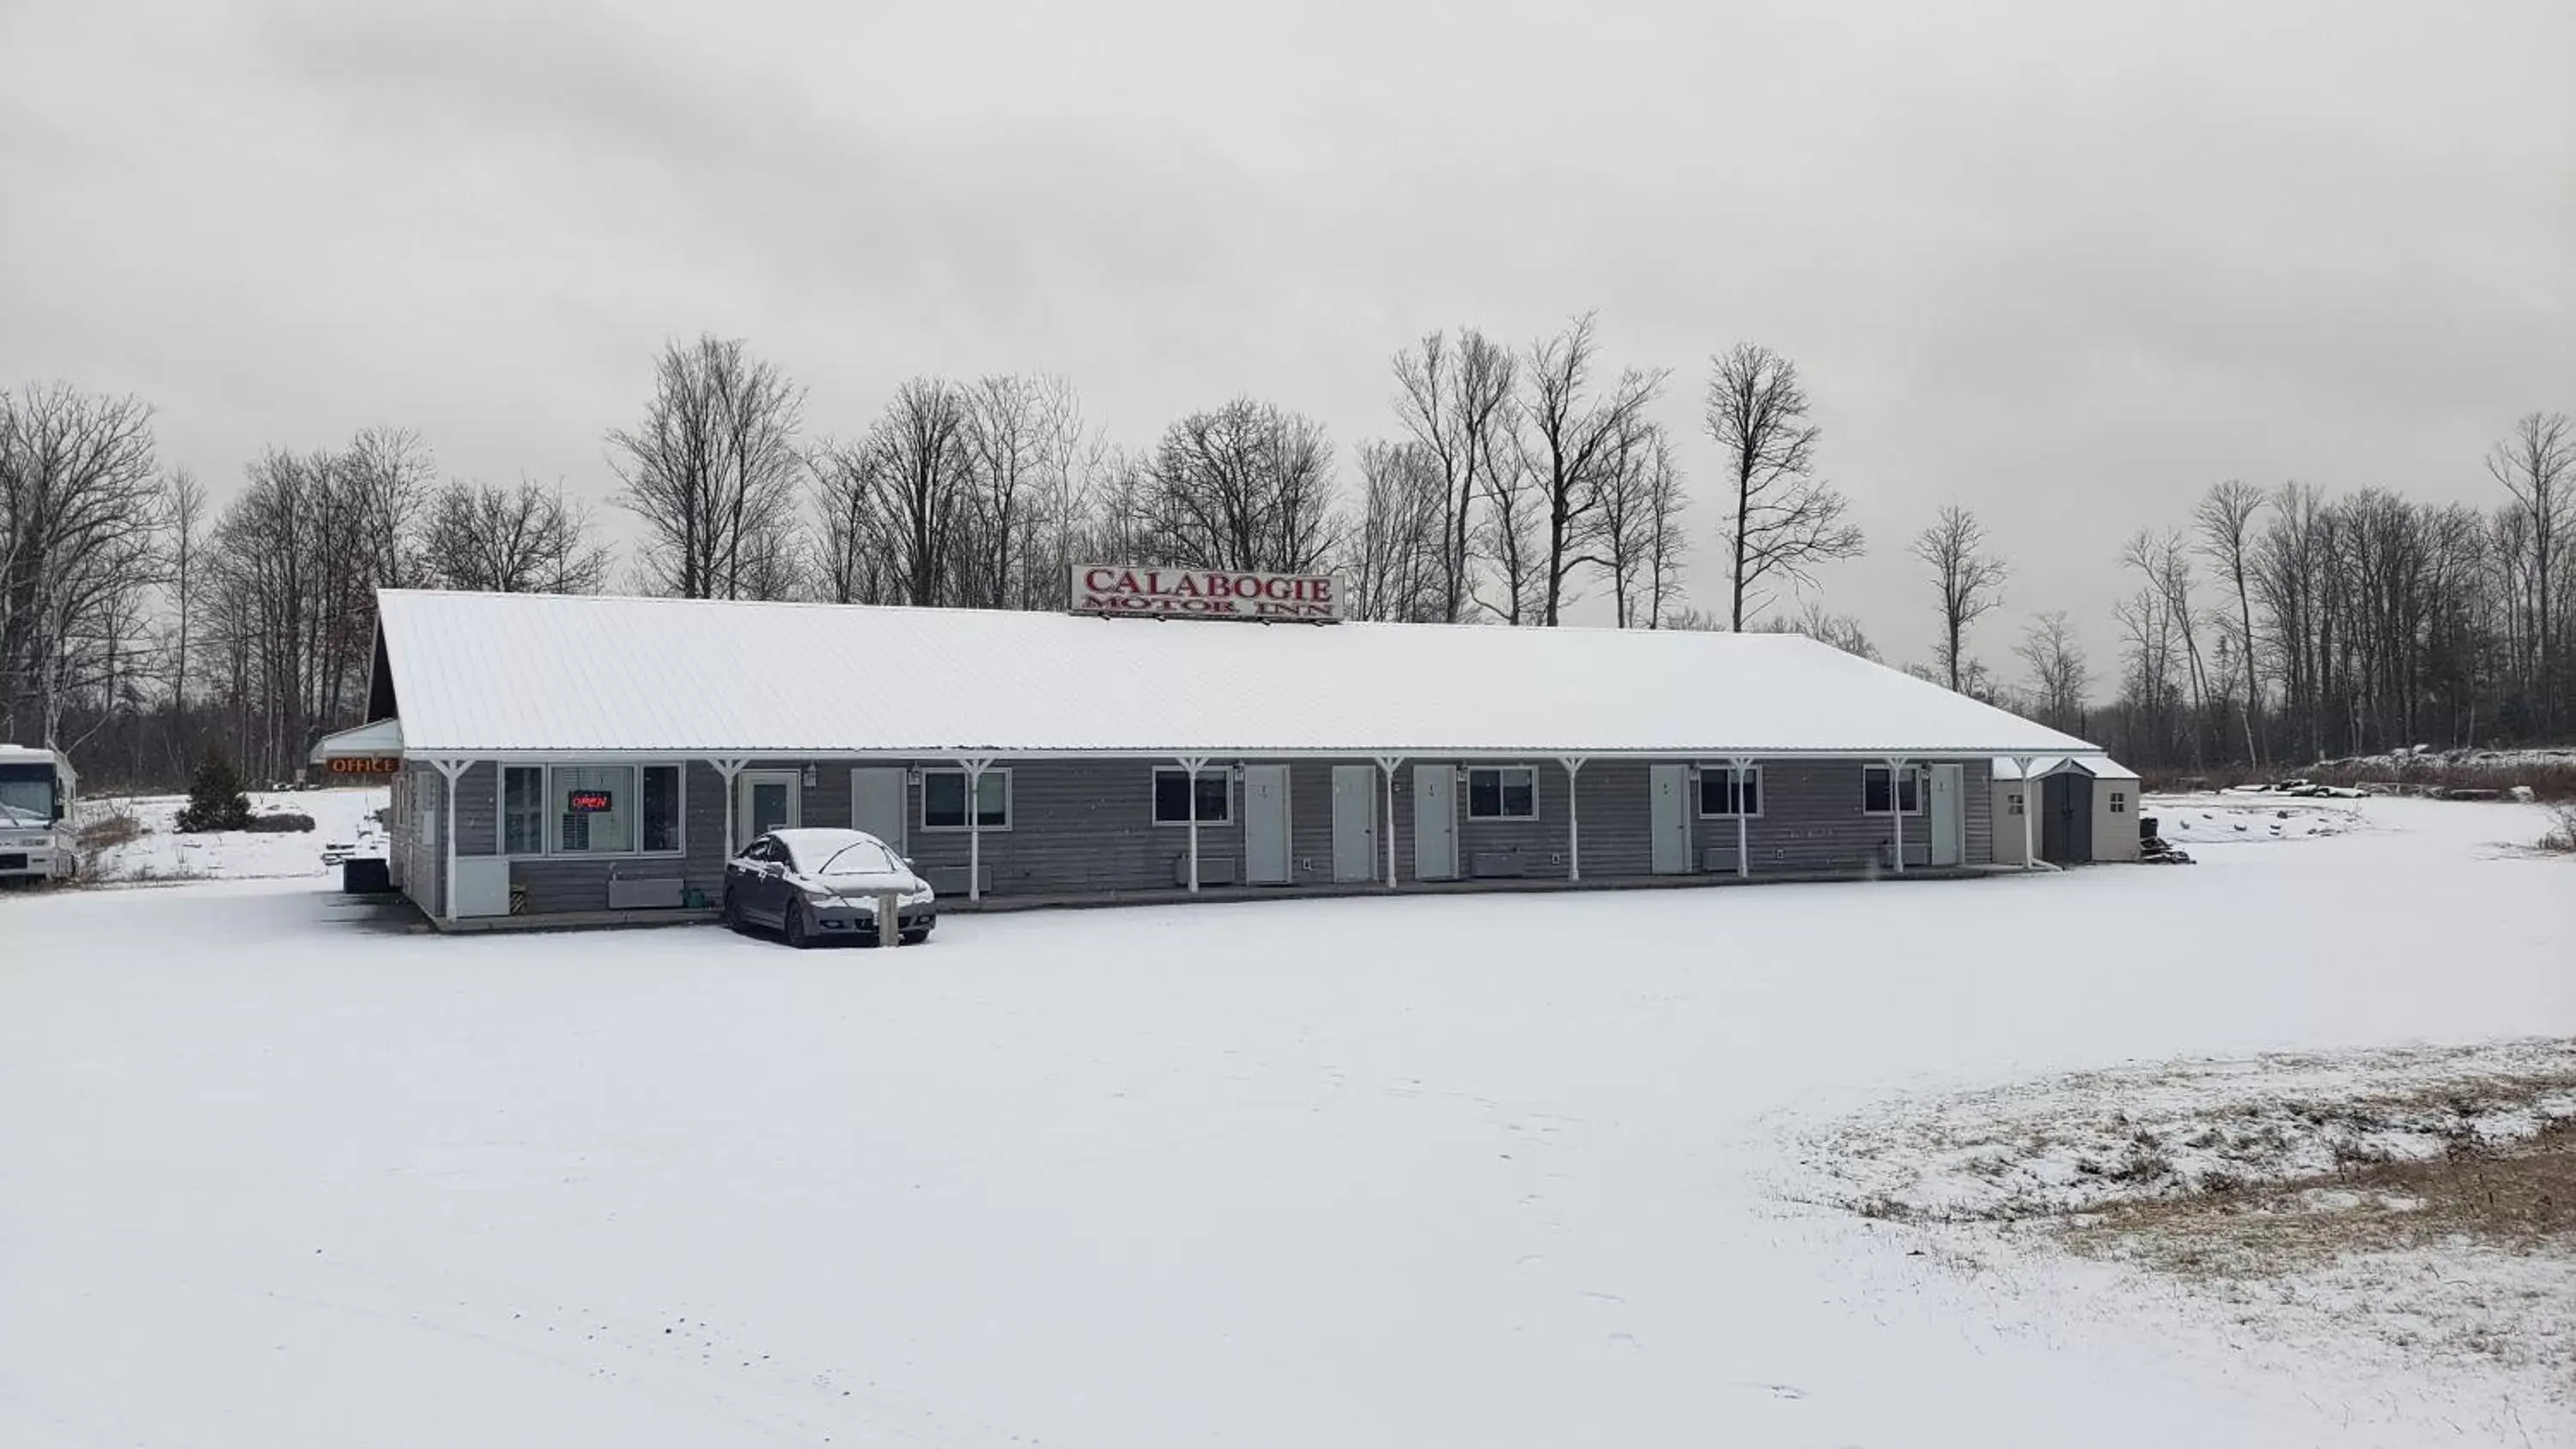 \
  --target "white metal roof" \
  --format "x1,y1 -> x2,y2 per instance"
373,590 -> 2105,760
1993,755 -> 2140,782
308,717 -> 404,763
